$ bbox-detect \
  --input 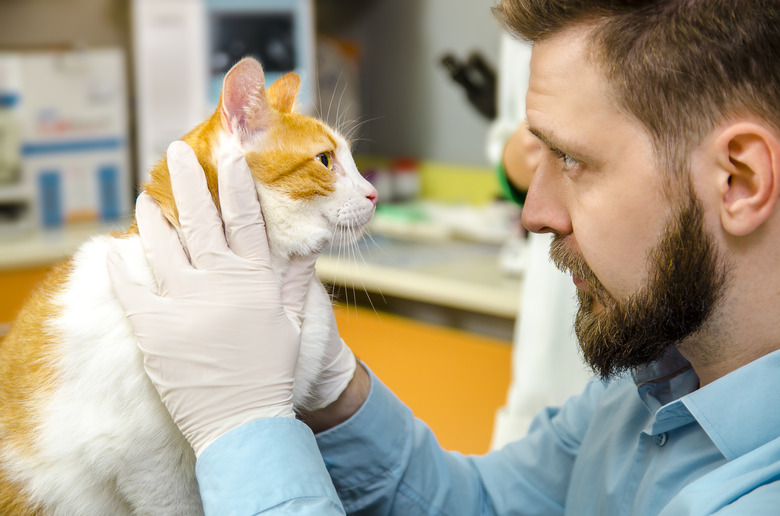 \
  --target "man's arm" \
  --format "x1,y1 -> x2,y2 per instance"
307,364 -> 605,515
